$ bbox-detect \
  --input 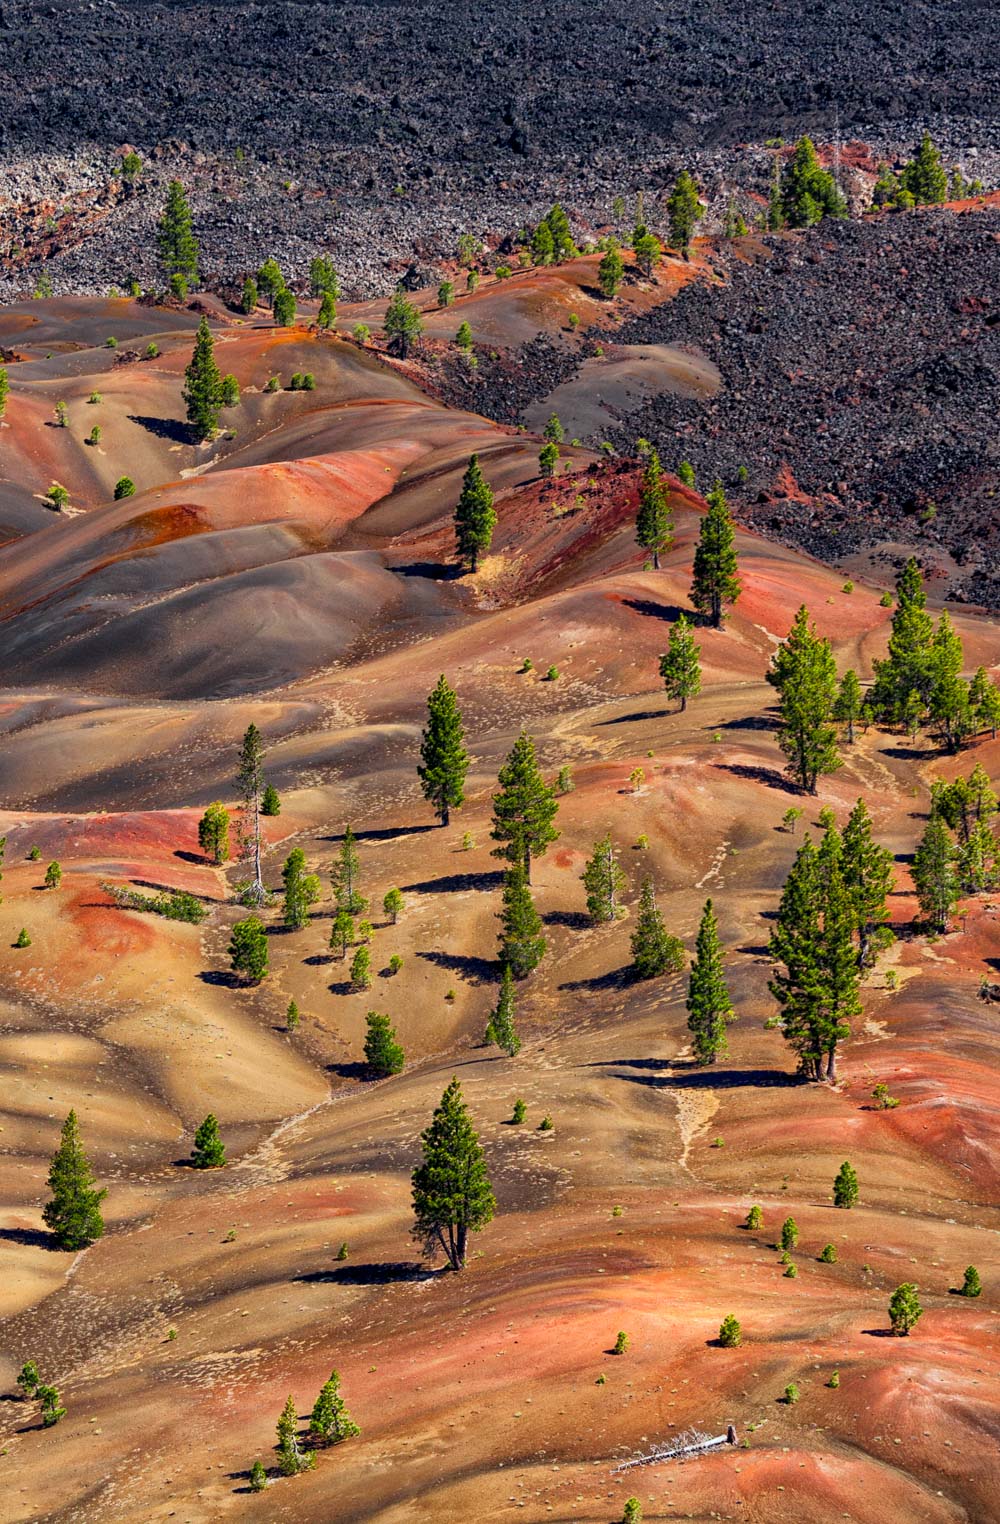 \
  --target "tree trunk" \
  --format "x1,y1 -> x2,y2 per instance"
441,802 -> 450,827
652,549 -> 660,570
680,695 -> 687,712
825,1048 -> 837,1083
252,796 -> 263,898
524,845 -> 532,883
455,1223 -> 468,1269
